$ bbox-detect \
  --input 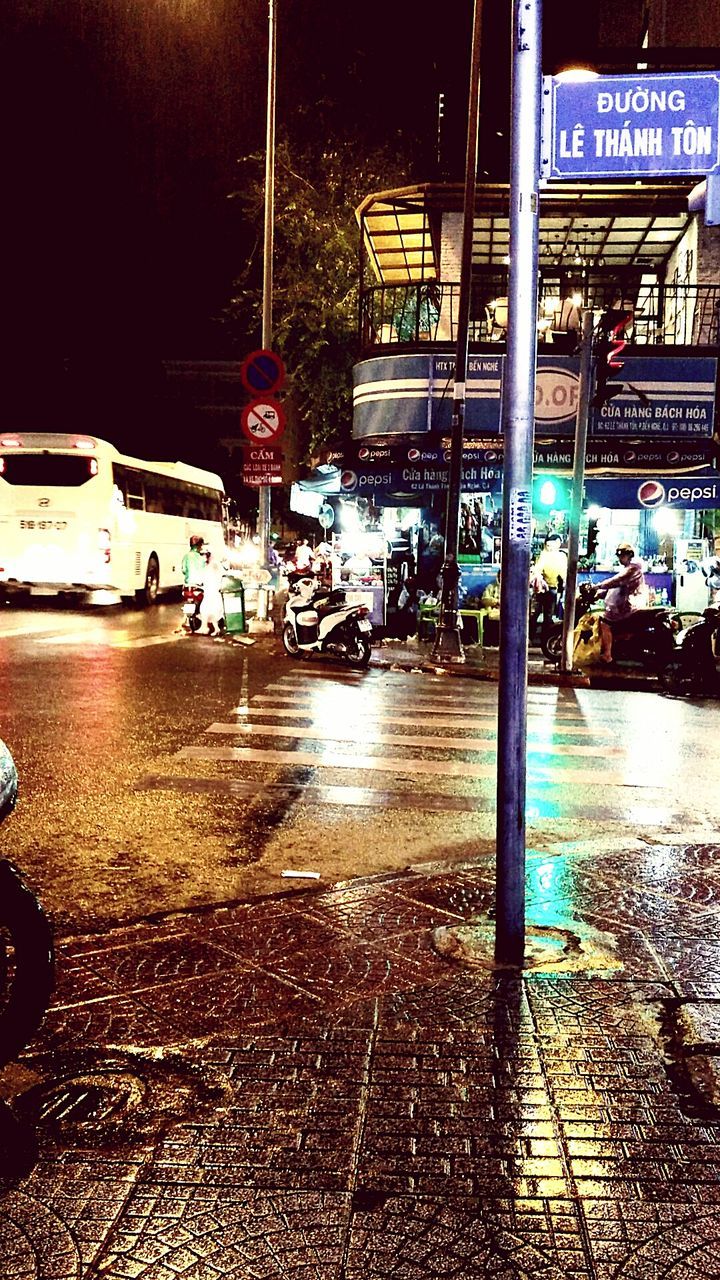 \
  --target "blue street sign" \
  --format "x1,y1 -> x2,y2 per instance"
542,72 -> 720,179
